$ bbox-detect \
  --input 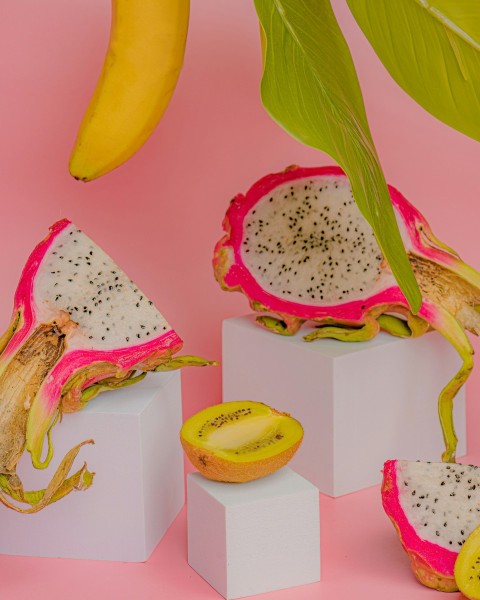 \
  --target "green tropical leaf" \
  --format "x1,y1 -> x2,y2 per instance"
253,0 -> 421,312
347,0 -> 480,142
